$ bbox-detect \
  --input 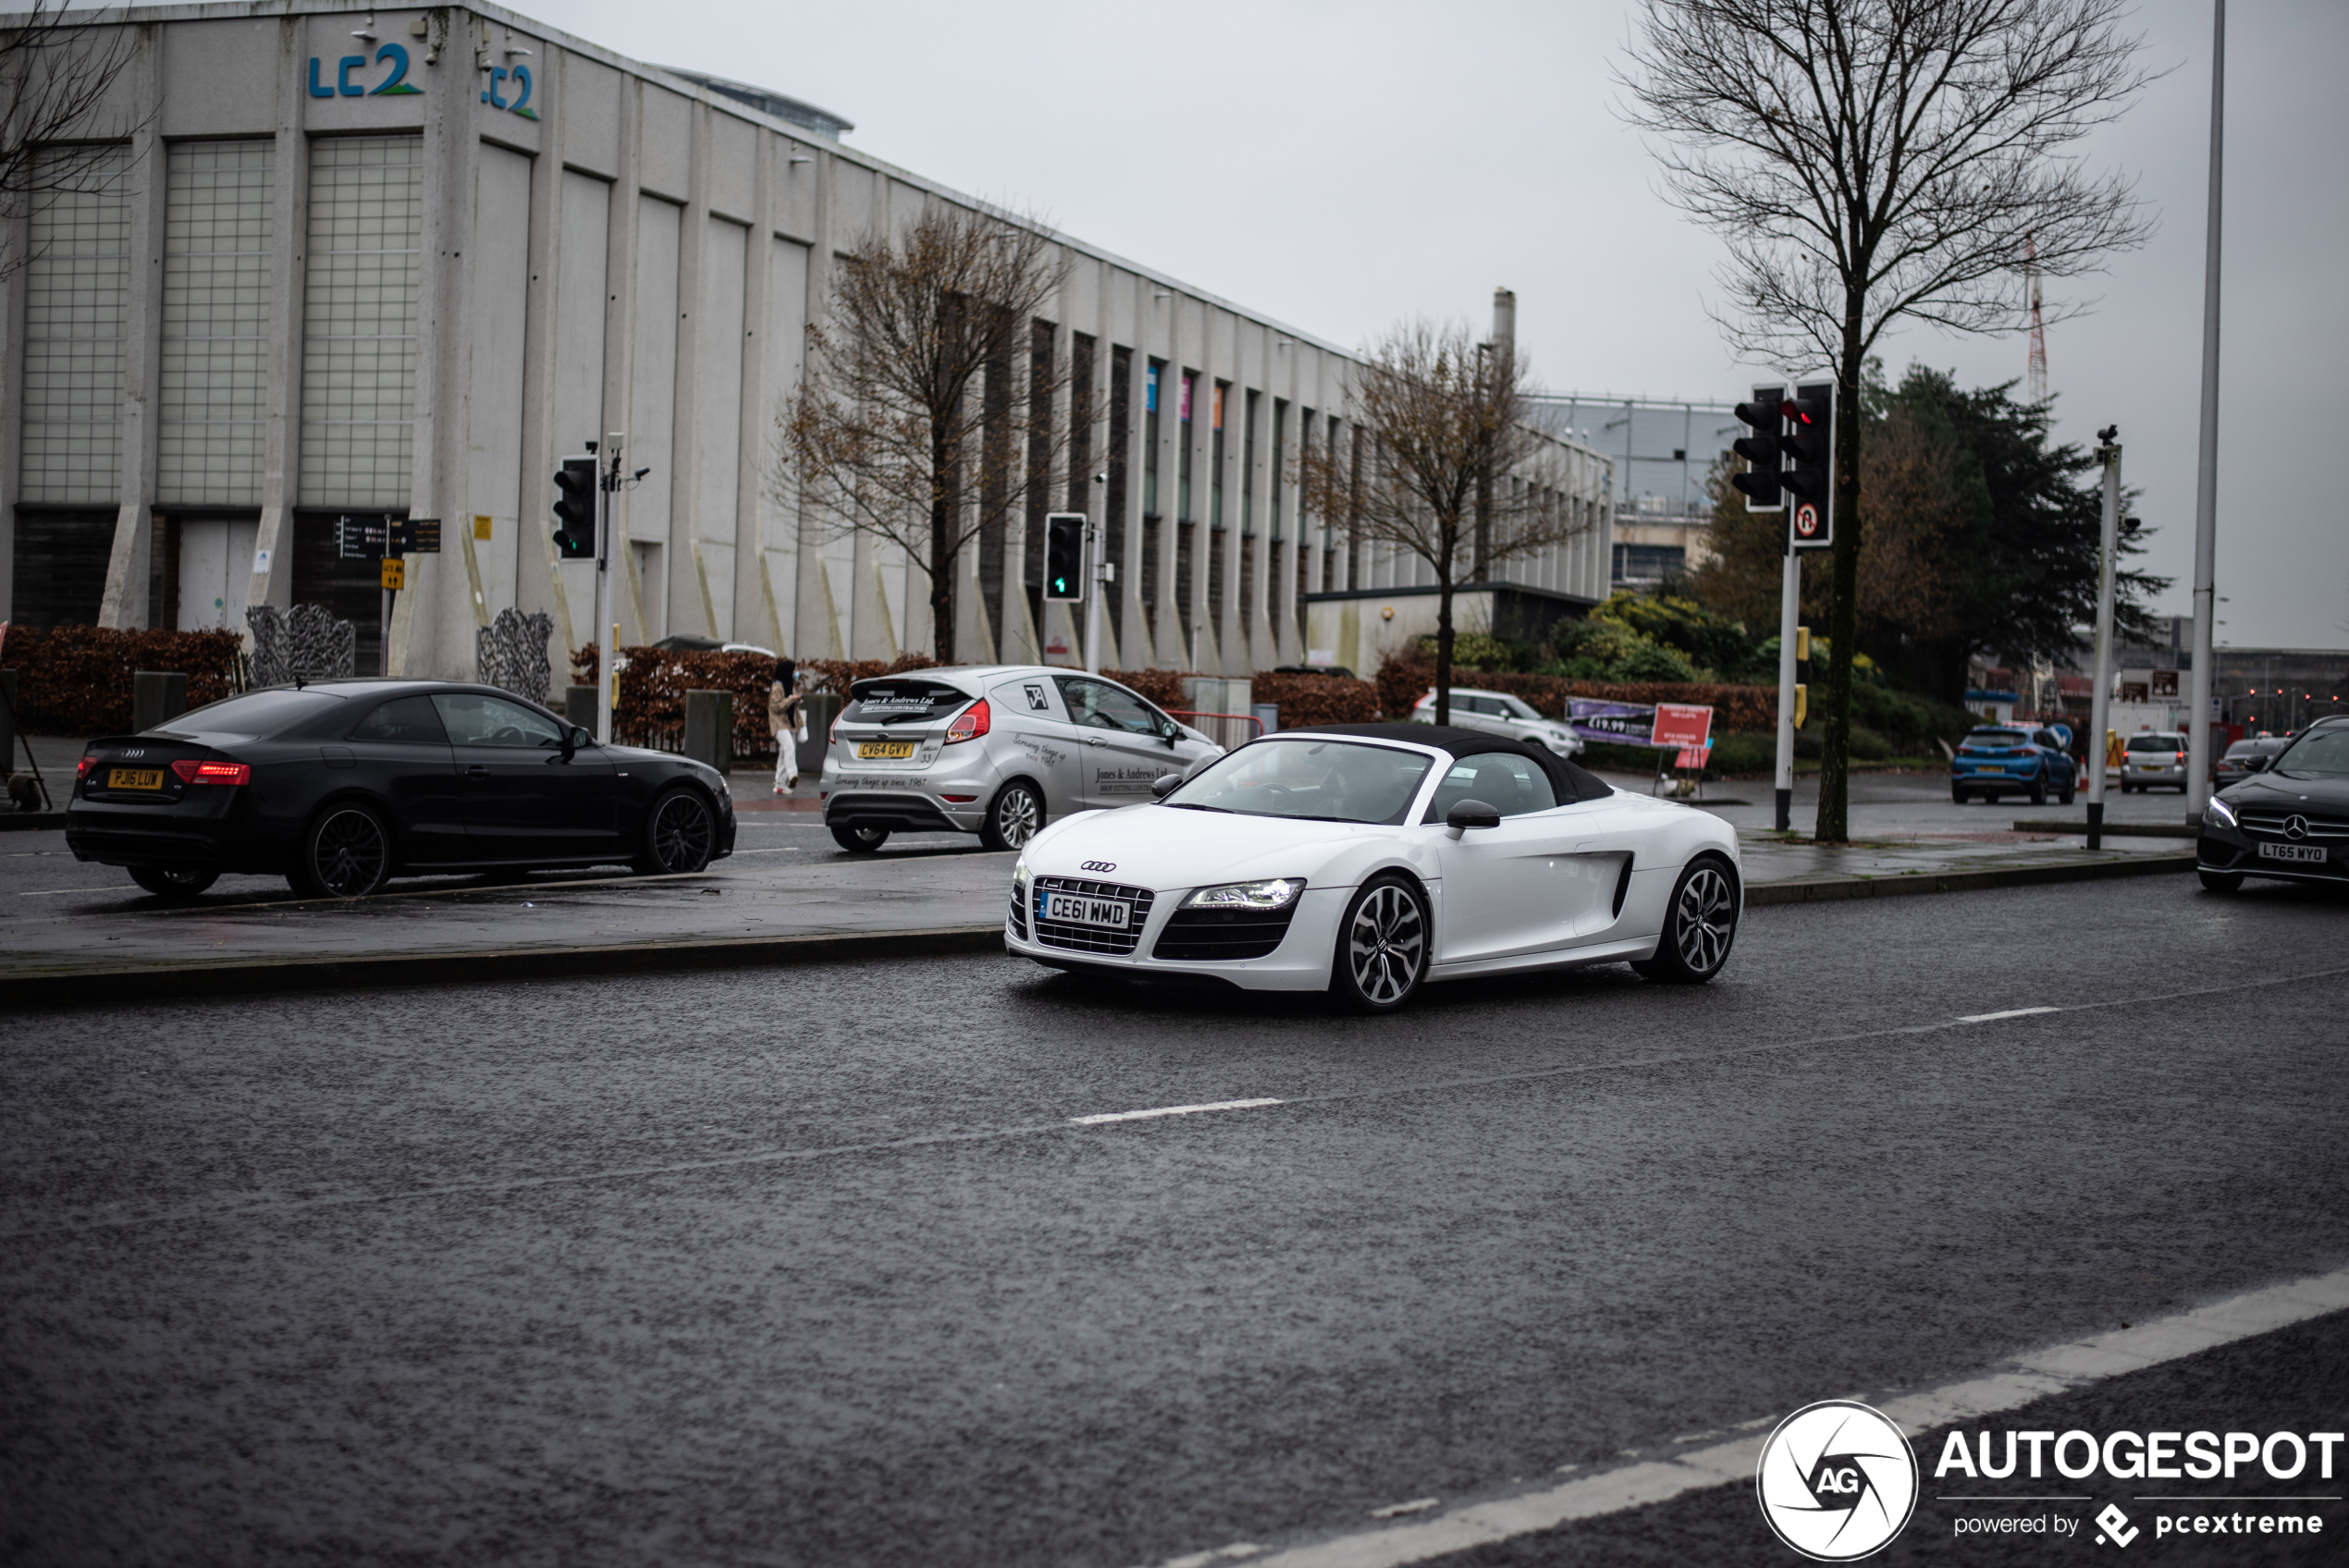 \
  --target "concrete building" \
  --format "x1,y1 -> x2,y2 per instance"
1,0 -> 1611,684
1526,392 -> 1731,592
